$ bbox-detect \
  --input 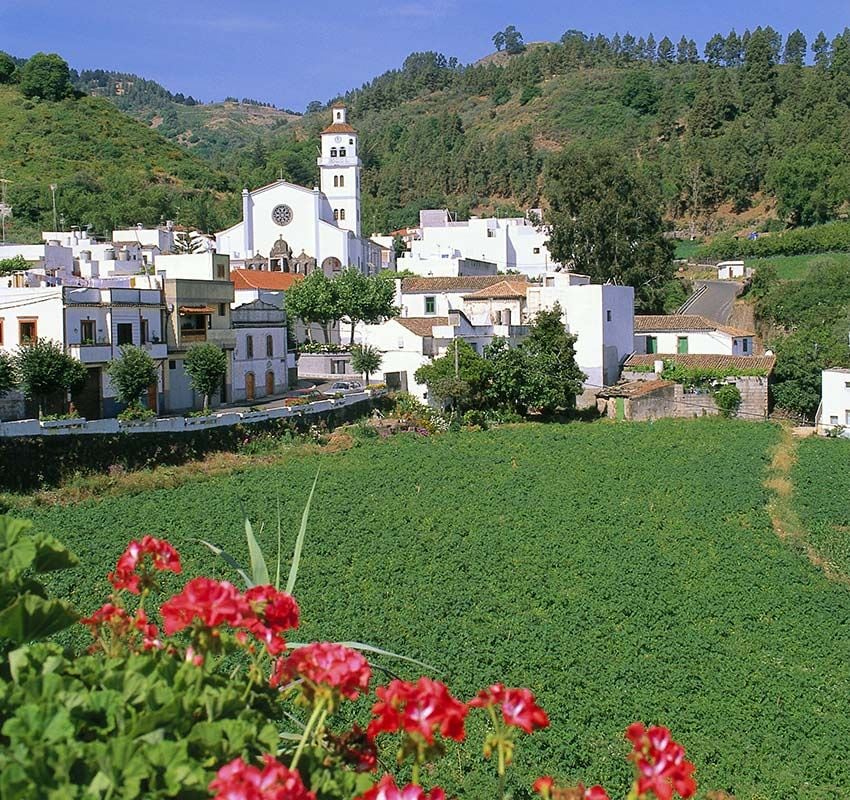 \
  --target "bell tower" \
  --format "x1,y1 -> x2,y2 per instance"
318,106 -> 361,236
